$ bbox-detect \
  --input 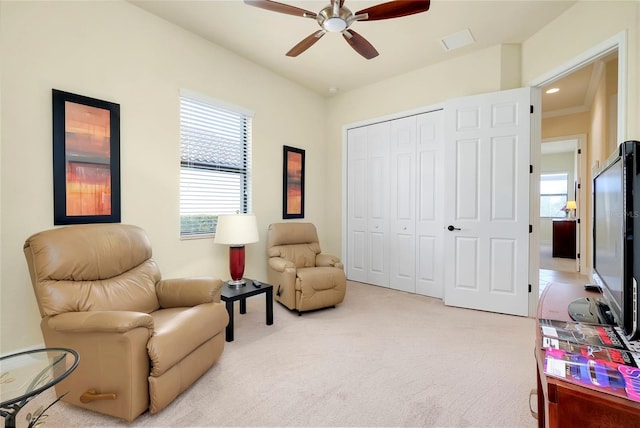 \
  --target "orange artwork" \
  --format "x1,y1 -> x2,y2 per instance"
286,151 -> 303,215
283,145 -> 304,219
64,101 -> 112,216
